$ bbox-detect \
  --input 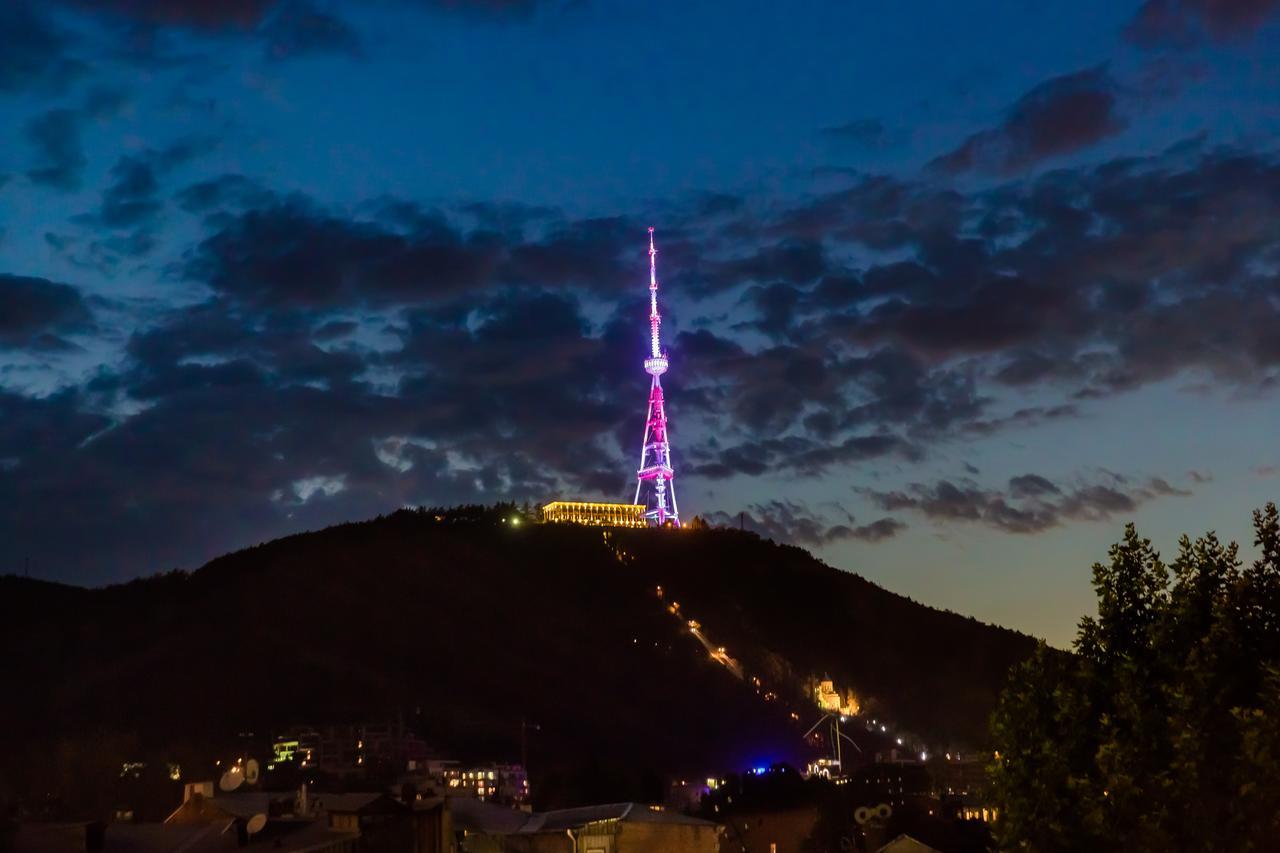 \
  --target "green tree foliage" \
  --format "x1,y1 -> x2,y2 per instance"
990,504 -> 1280,851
